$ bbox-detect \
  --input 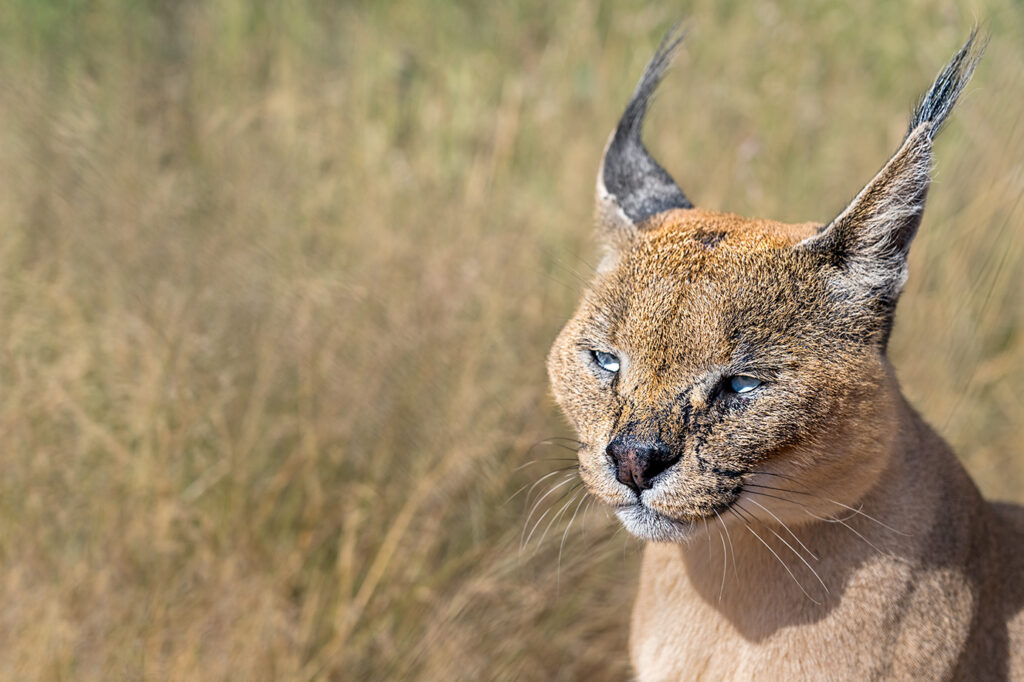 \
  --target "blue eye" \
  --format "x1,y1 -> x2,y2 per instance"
729,376 -> 762,394
592,350 -> 620,373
